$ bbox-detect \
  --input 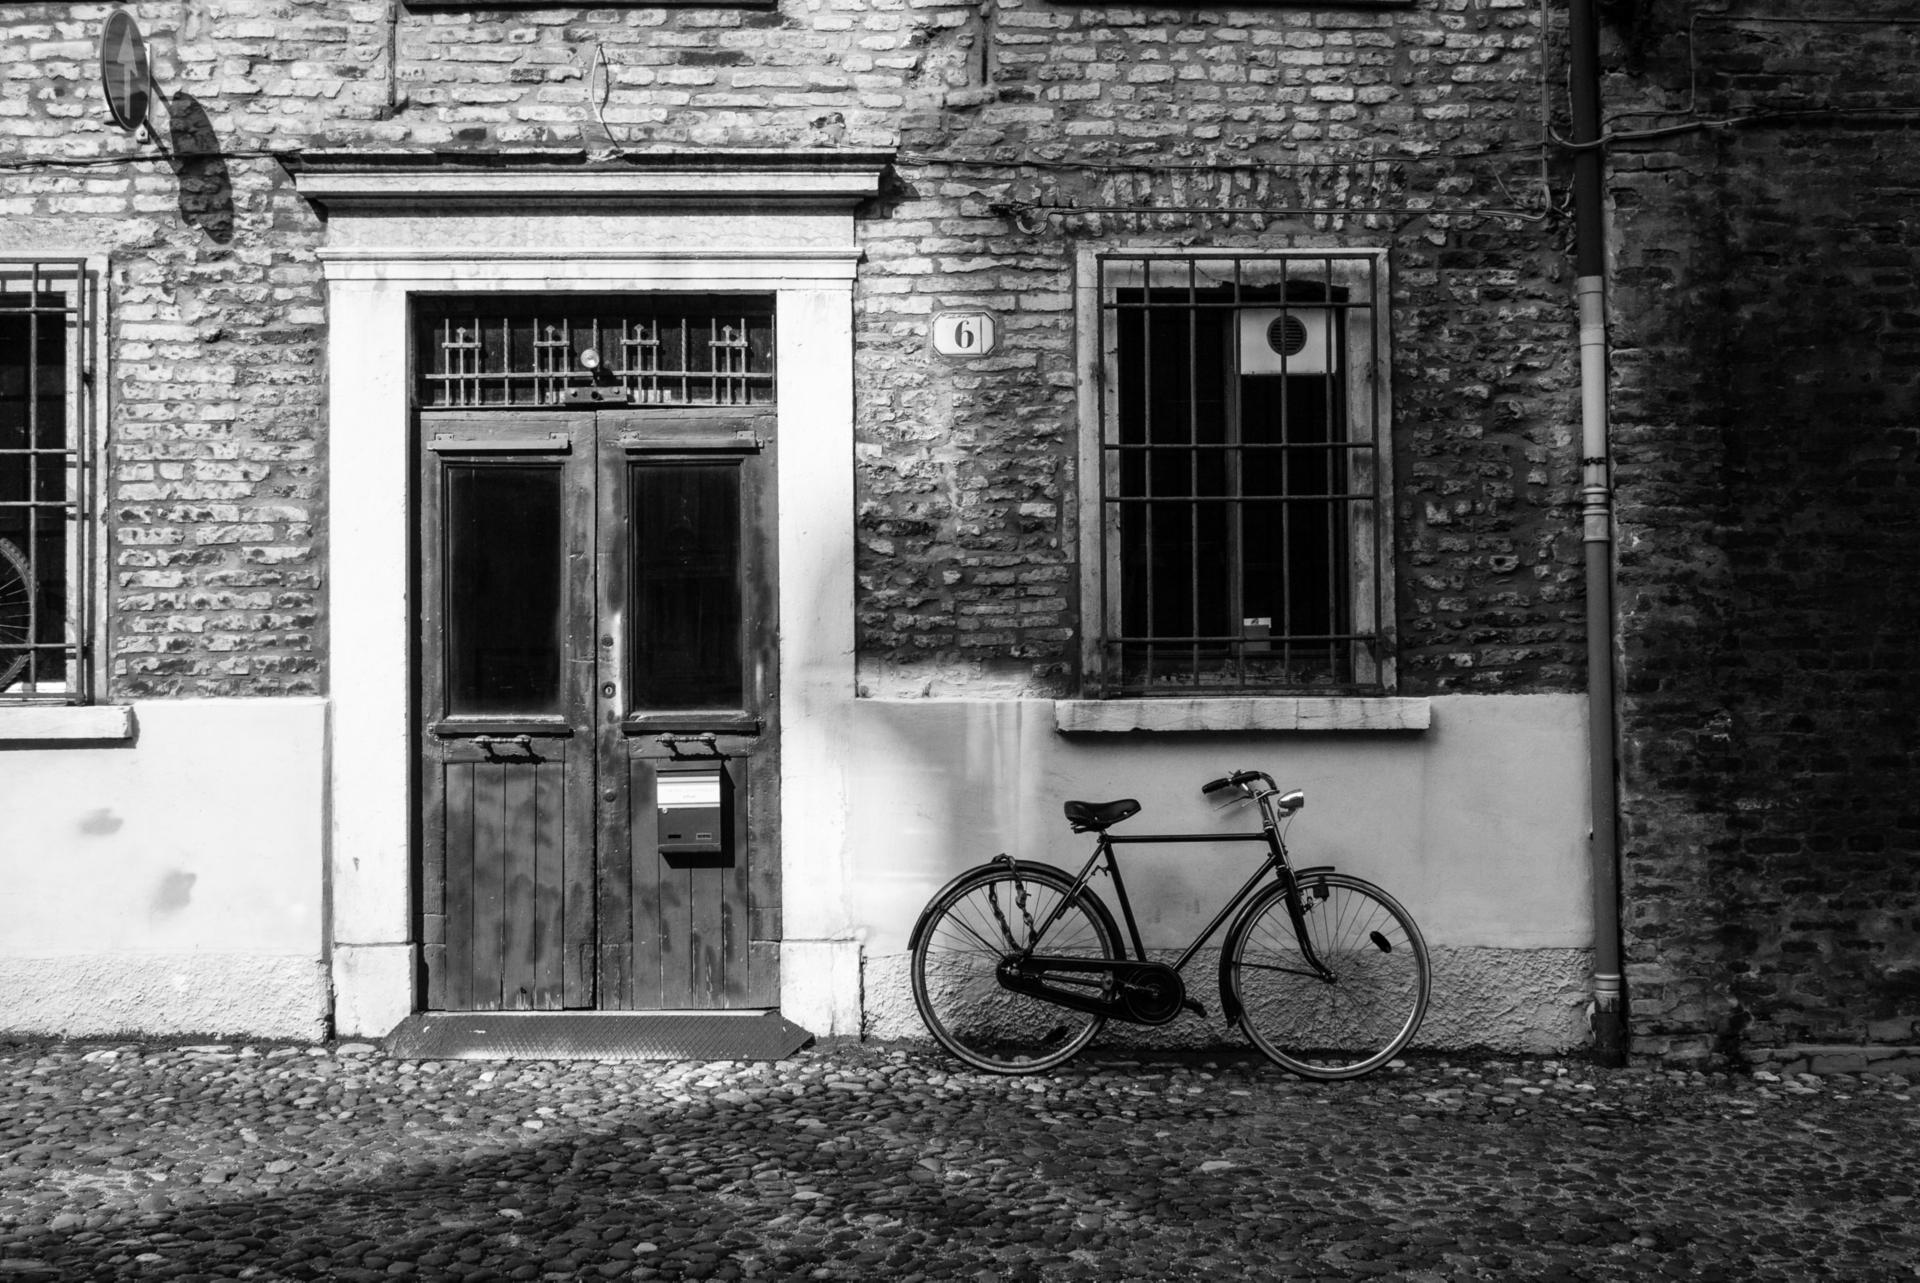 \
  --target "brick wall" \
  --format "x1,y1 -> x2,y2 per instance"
1608,1 -> 1920,1059
3,0 -> 1595,703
